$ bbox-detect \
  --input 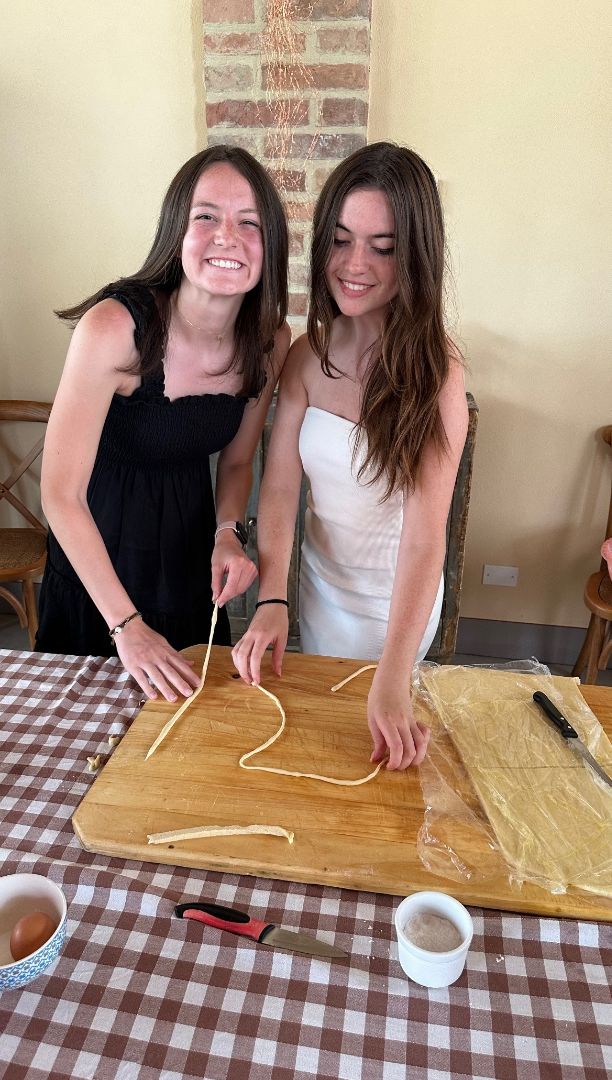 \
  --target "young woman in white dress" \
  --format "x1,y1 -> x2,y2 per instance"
232,142 -> 468,771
